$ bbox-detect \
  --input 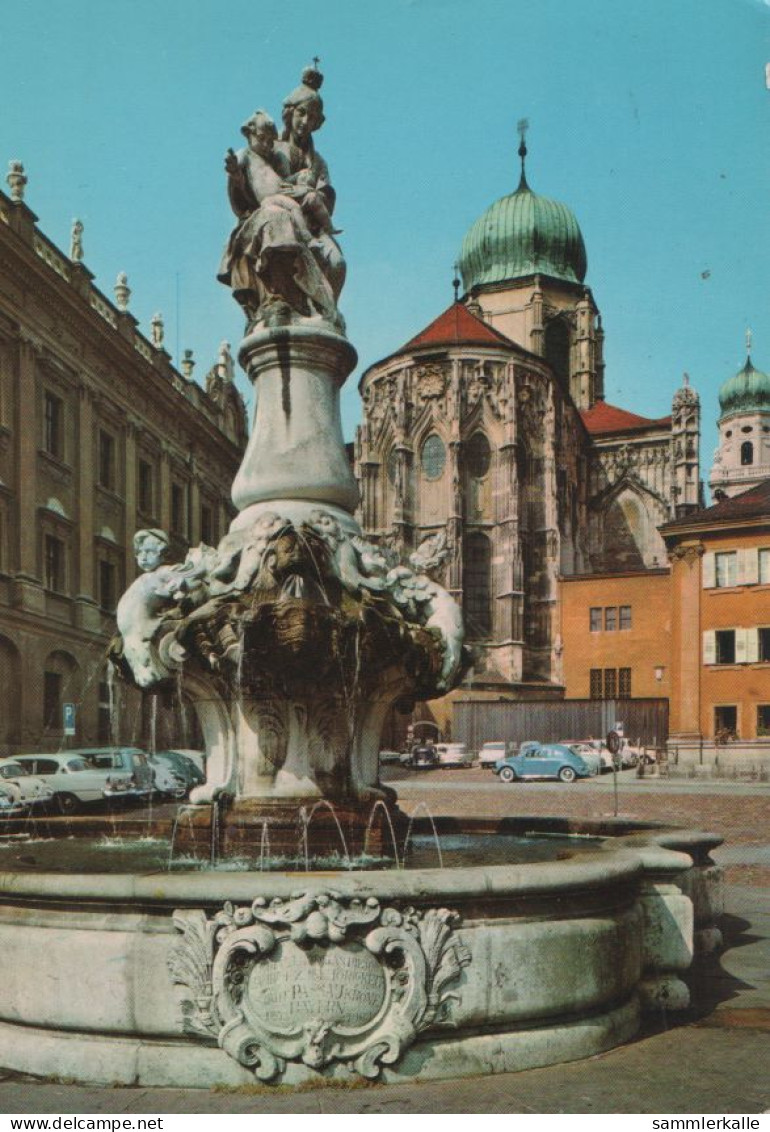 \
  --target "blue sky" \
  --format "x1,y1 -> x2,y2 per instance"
3,0 -> 769,473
